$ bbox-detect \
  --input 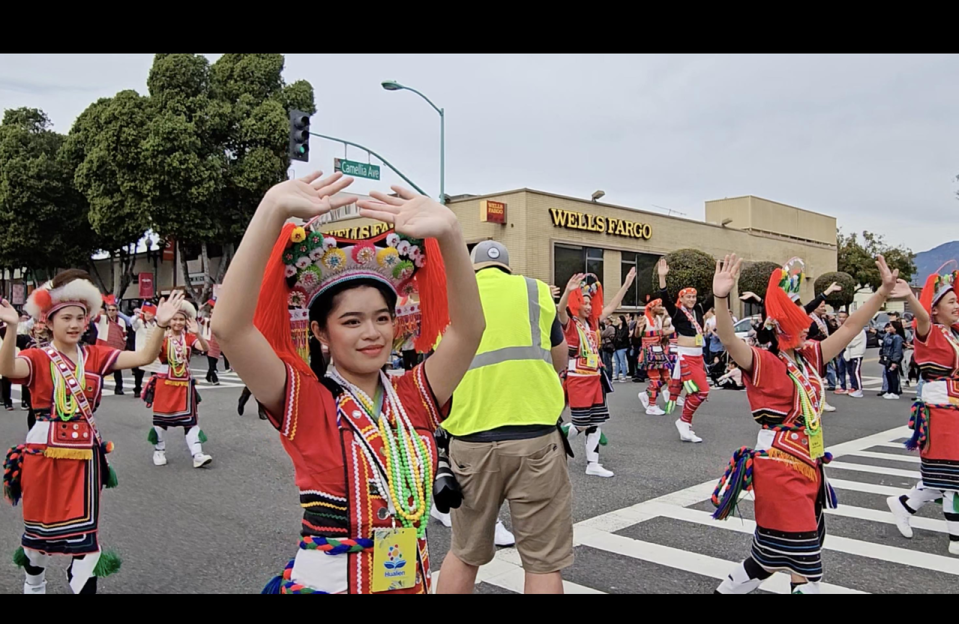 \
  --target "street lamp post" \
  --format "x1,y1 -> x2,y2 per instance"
382,80 -> 445,204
